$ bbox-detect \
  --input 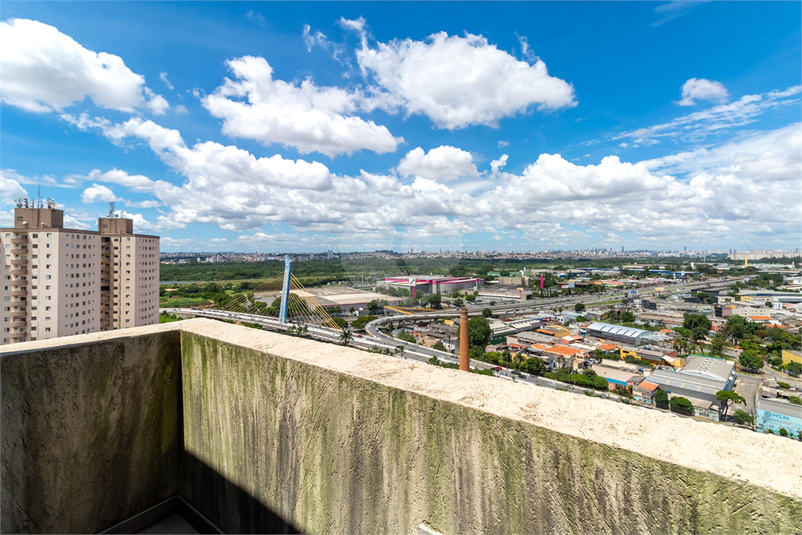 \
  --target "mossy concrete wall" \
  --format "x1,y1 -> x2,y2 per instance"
179,323 -> 802,535
1,328 -> 183,534
2,319 -> 800,535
